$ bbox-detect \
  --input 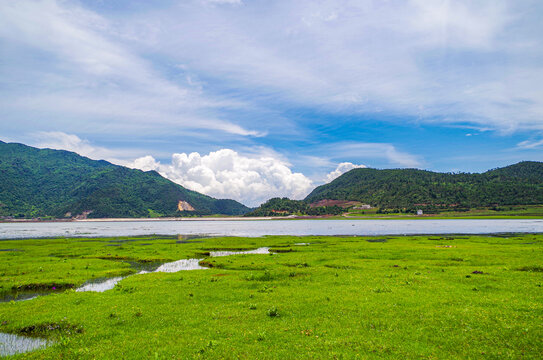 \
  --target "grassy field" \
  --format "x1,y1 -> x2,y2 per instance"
0,234 -> 542,359
332,205 -> 543,220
